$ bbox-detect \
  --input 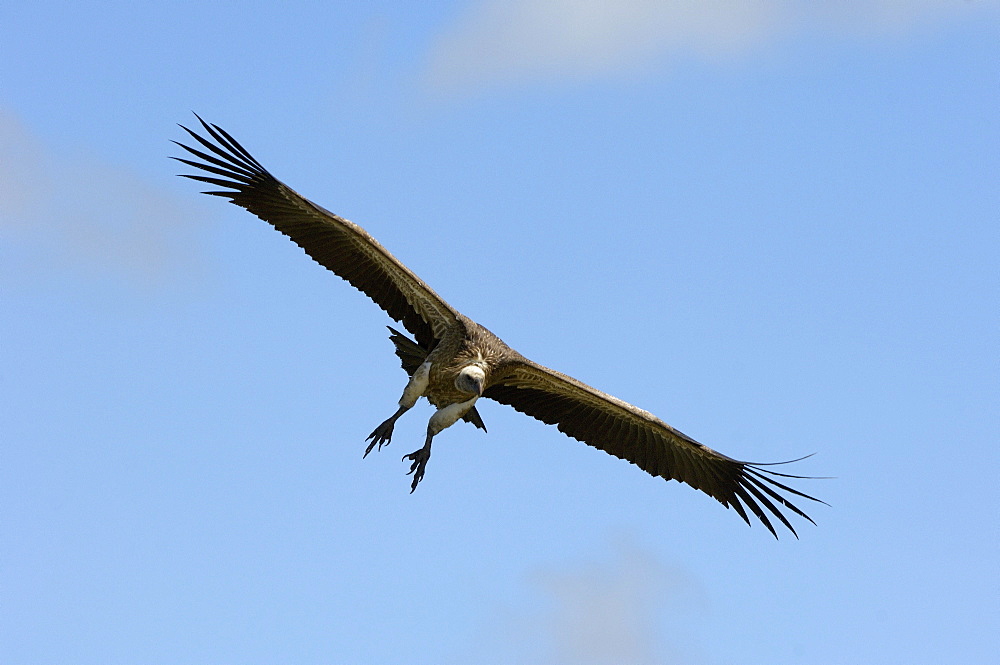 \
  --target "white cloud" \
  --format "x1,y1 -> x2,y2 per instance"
424,0 -> 999,92
474,537 -> 703,664
533,543 -> 673,664
0,110 -> 202,290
